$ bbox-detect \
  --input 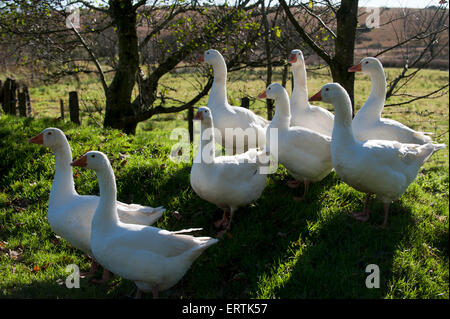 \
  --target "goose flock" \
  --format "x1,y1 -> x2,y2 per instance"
28,49 -> 445,298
